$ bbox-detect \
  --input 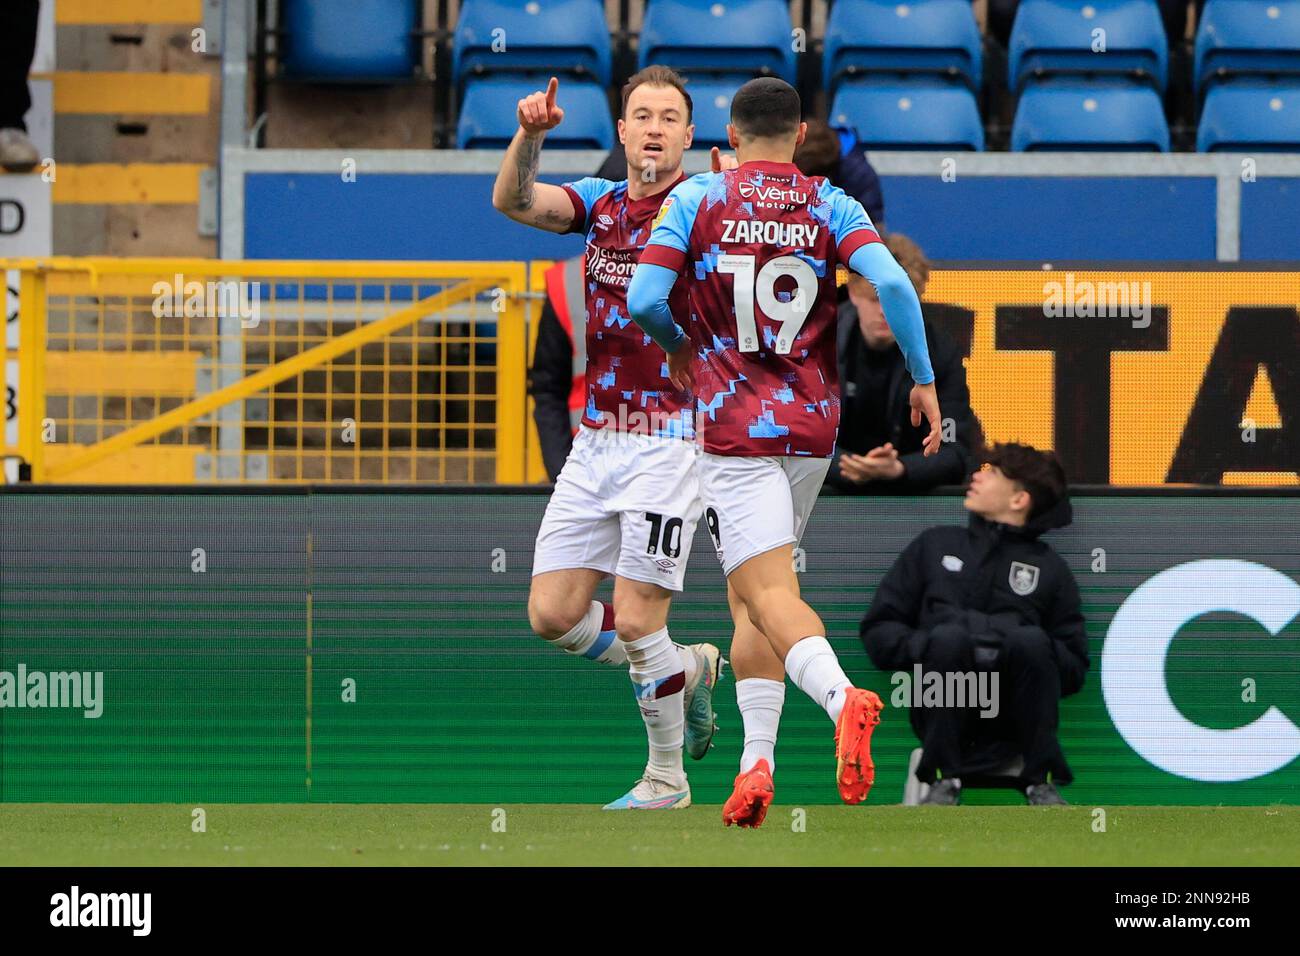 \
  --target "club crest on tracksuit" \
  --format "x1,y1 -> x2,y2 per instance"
1009,561 -> 1040,595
